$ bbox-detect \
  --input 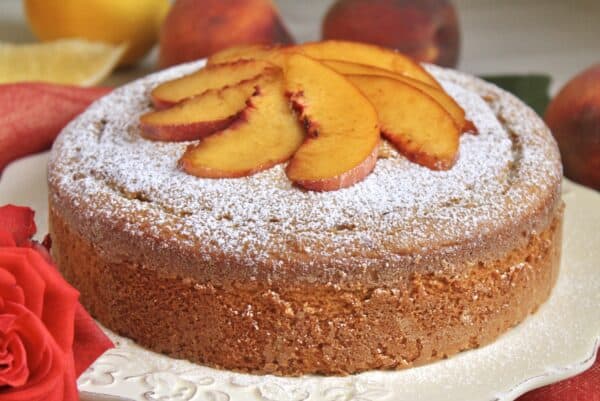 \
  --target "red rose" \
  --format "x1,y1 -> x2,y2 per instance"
0,245 -> 79,401
0,205 -> 112,401
0,205 -> 36,246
